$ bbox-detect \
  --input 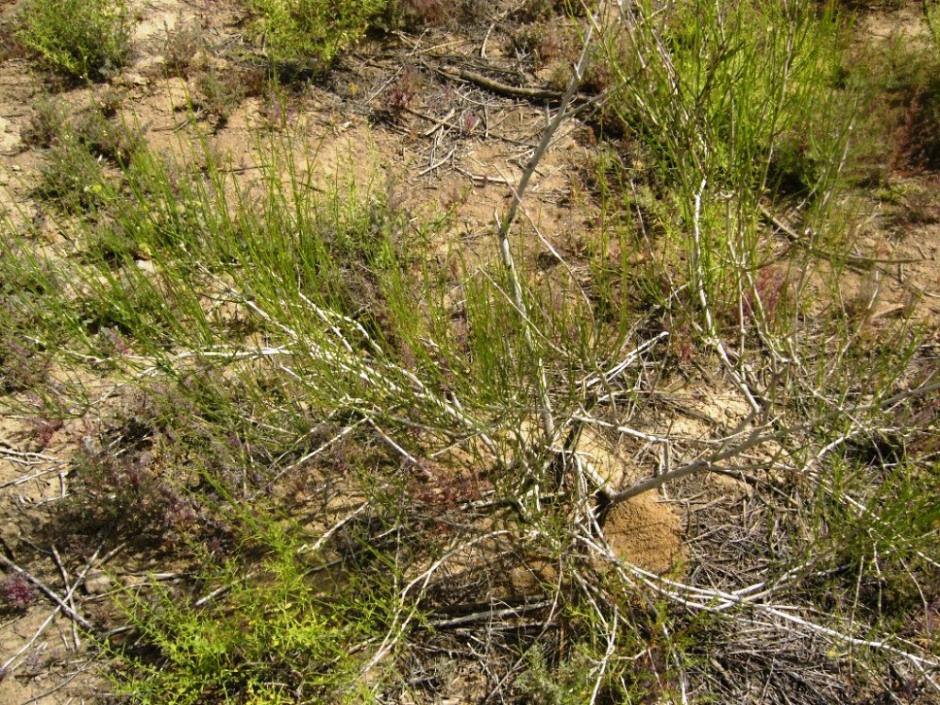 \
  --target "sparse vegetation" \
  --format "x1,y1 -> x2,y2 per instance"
1,1 -> 938,704
34,135 -> 113,214
14,0 -> 133,81
196,69 -> 248,128
21,95 -> 68,148
844,17 -> 940,177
